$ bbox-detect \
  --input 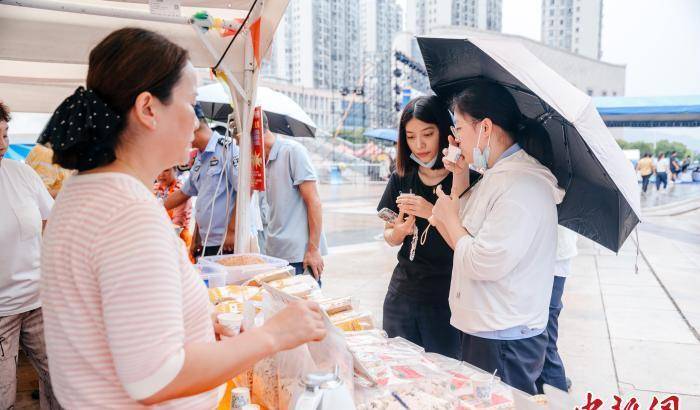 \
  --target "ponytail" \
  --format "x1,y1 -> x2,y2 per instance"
515,116 -> 553,170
